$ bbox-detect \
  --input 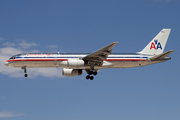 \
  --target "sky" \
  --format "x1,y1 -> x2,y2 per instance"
0,0 -> 180,120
